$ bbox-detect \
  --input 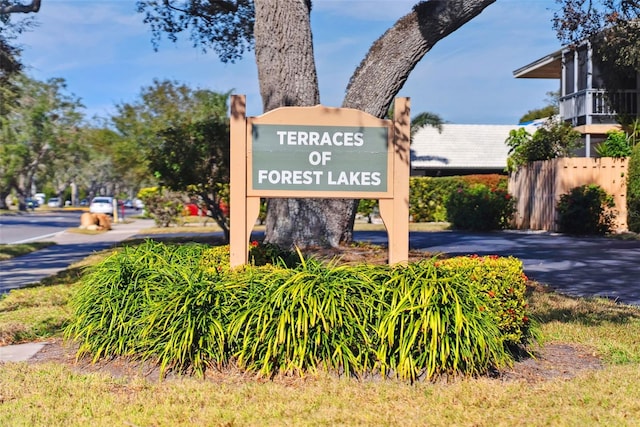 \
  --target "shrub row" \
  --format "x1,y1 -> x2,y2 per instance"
407,174 -> 509,223
446,185 -> 516,231
66,241 -> 535,381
